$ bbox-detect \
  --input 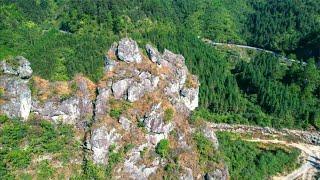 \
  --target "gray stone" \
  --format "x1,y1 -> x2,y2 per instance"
180,87 -> 199,111
0,56 -> 33,79
180,167 -> 193,180
146,44 -> 162,64
95,87 -> 111,119
112,78 -> 132,99
117,38 -> 142,63
104,56 -> 117,72
17,56 -> 33,79
127,72 -> 159,102
204,166 -> 229,180
119,116 -> 131,131
0,76 -> 31,121
144,103 -> 173,134
123,144 -> 160,180
201,127 -> 219,150
90,126 -> 121,164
